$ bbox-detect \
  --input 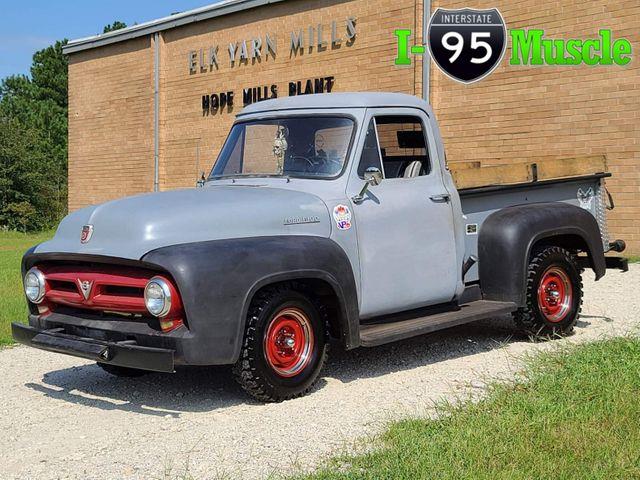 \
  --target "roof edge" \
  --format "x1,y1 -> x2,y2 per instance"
63,0 -> 287,54
237,92 -> 434,117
